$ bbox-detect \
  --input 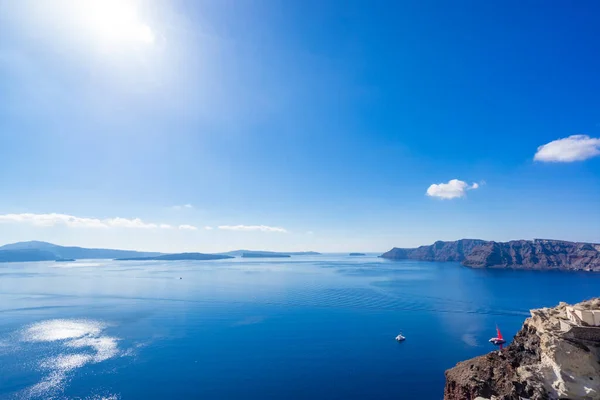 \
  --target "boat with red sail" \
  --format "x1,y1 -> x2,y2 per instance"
488,325 -> 506,346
